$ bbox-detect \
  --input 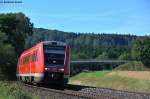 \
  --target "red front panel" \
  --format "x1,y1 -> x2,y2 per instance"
43,45 -> 70,75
